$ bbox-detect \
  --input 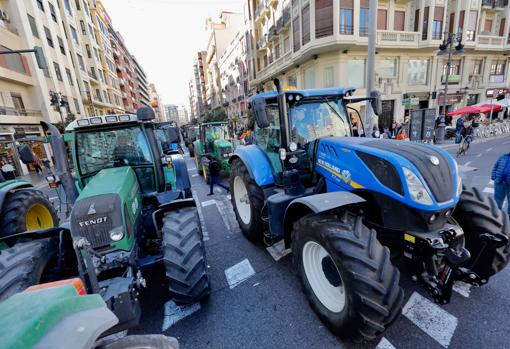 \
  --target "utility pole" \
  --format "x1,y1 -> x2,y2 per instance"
364,0 -> 377,135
